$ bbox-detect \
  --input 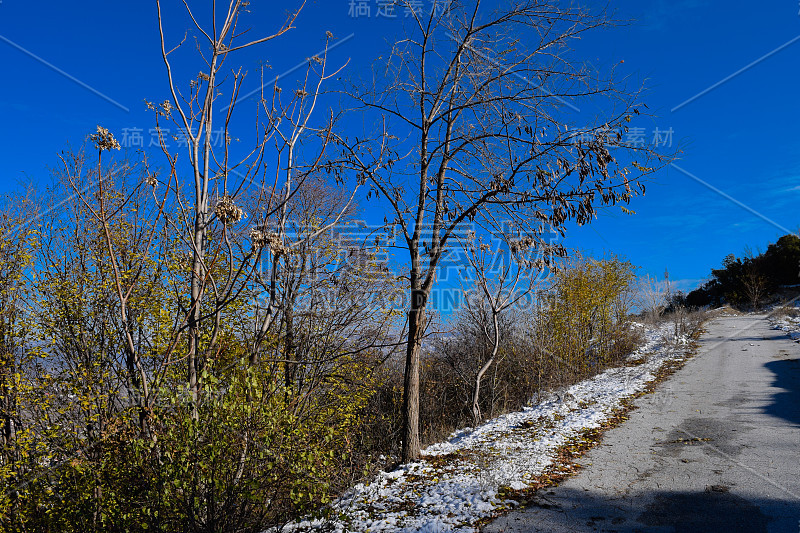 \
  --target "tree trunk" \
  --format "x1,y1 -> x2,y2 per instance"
471,357 -> 493,426
0,342 -> 14,466
188,215 -> 205,420
402,289 -> 427,462
284,281 -> 296,392
472,312 -> 500,426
